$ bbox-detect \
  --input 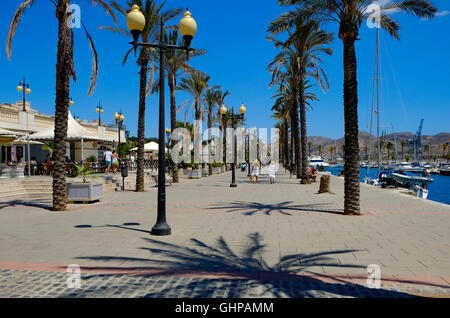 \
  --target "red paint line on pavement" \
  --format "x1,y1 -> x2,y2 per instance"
0,261 -> 448,289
